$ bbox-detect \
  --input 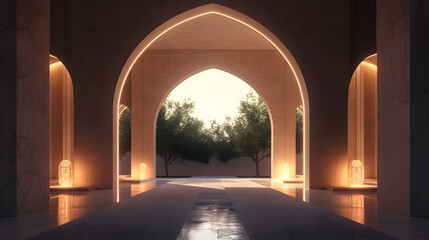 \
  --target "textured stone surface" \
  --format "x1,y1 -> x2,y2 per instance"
378,0 -> 429,217
16,0 -> 50,216
0,0 -> 50,216
377,0 -> 411,216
